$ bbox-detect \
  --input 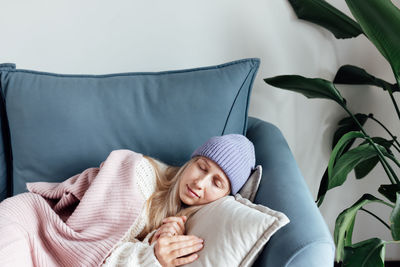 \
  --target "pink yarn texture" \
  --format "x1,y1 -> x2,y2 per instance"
0,149 -> 145,267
